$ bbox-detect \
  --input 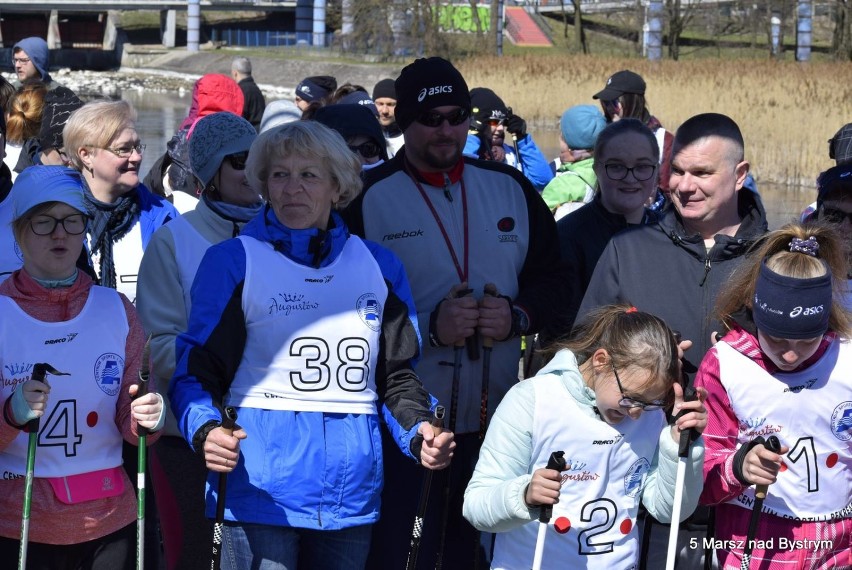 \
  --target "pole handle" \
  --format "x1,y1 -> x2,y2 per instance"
221,406 -> 238,436
539,451 -> 566,523
431,406 -> 445,436
754,436 -> 782,499
675,388 -> 699,457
